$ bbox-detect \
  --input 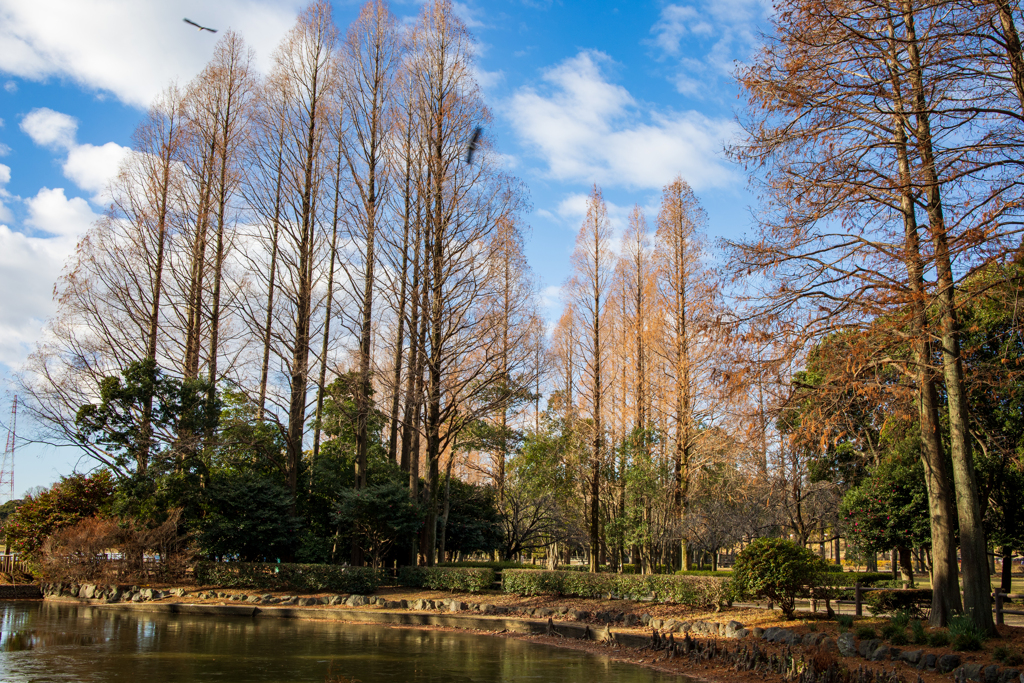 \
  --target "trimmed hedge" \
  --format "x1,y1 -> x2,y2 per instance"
193,562 -> 380,593
438,561 -> 533,571
397,566 -> 495,592
864,589 -> 933,616
819,572 -> 894,586
502,569 -> 731,609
